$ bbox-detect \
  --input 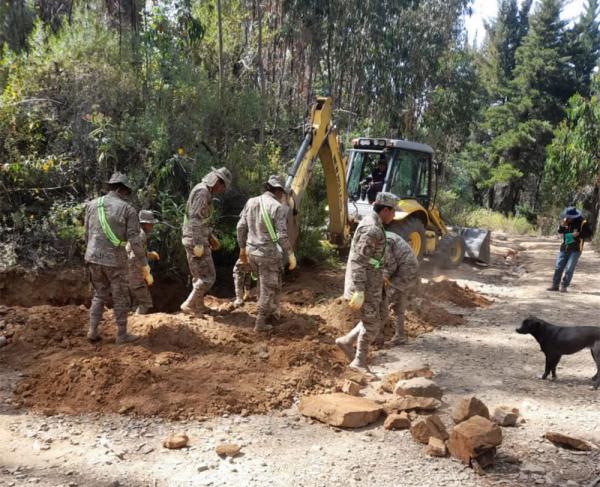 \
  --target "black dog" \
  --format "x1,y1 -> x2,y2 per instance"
516,316 -> 600,388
